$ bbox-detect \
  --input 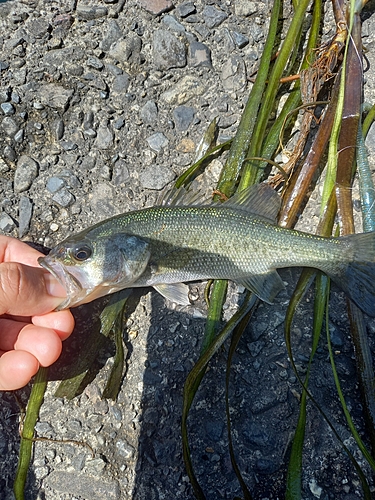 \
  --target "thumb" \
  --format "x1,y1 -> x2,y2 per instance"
0,262 -> 66,316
